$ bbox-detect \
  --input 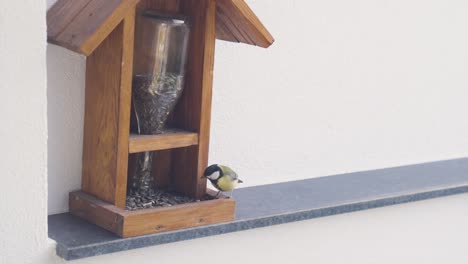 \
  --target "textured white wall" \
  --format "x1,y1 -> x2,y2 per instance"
47,0 -> 468,214
3,0 -> 468,263
0,0 -> 50,263
47,45 -> 85,215
210,0 -> 468,186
